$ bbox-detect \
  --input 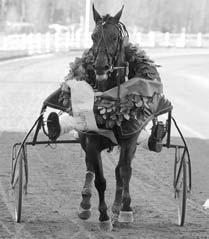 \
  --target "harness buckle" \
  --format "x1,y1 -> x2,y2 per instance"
109,65 -> 114,72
